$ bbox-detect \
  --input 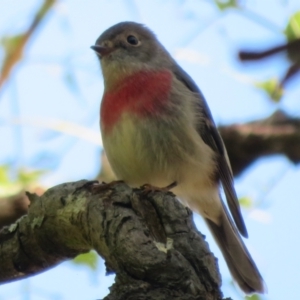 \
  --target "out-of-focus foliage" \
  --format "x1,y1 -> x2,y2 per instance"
255,78 -> 283,103
243,11 -> 300,103
214,0 -> 238,11
0,165 -> 45,197
239,196 -> 253,209
245,294 -> 261,300
72,251 -> 99,271
284,11 -> 300,66
285,11 -> 300,41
